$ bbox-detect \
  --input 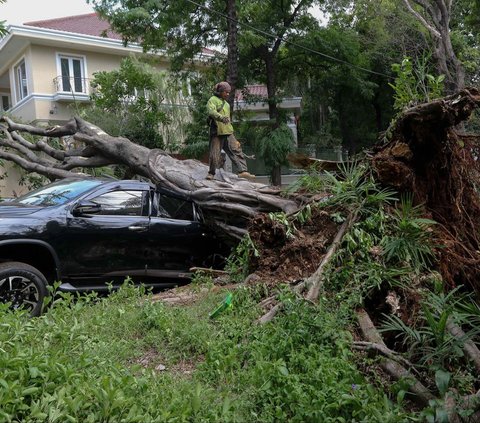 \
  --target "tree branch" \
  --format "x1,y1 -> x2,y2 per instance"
9,131 -> 67,161
0,149 -> 82,180
305,210 -> 357,302
1,130 -> 55,168
403,0 -> 441,38
34,138 -> 67,161
57,156 -> 115,170
352,341 -> 417,371
0,116 -> 78,136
